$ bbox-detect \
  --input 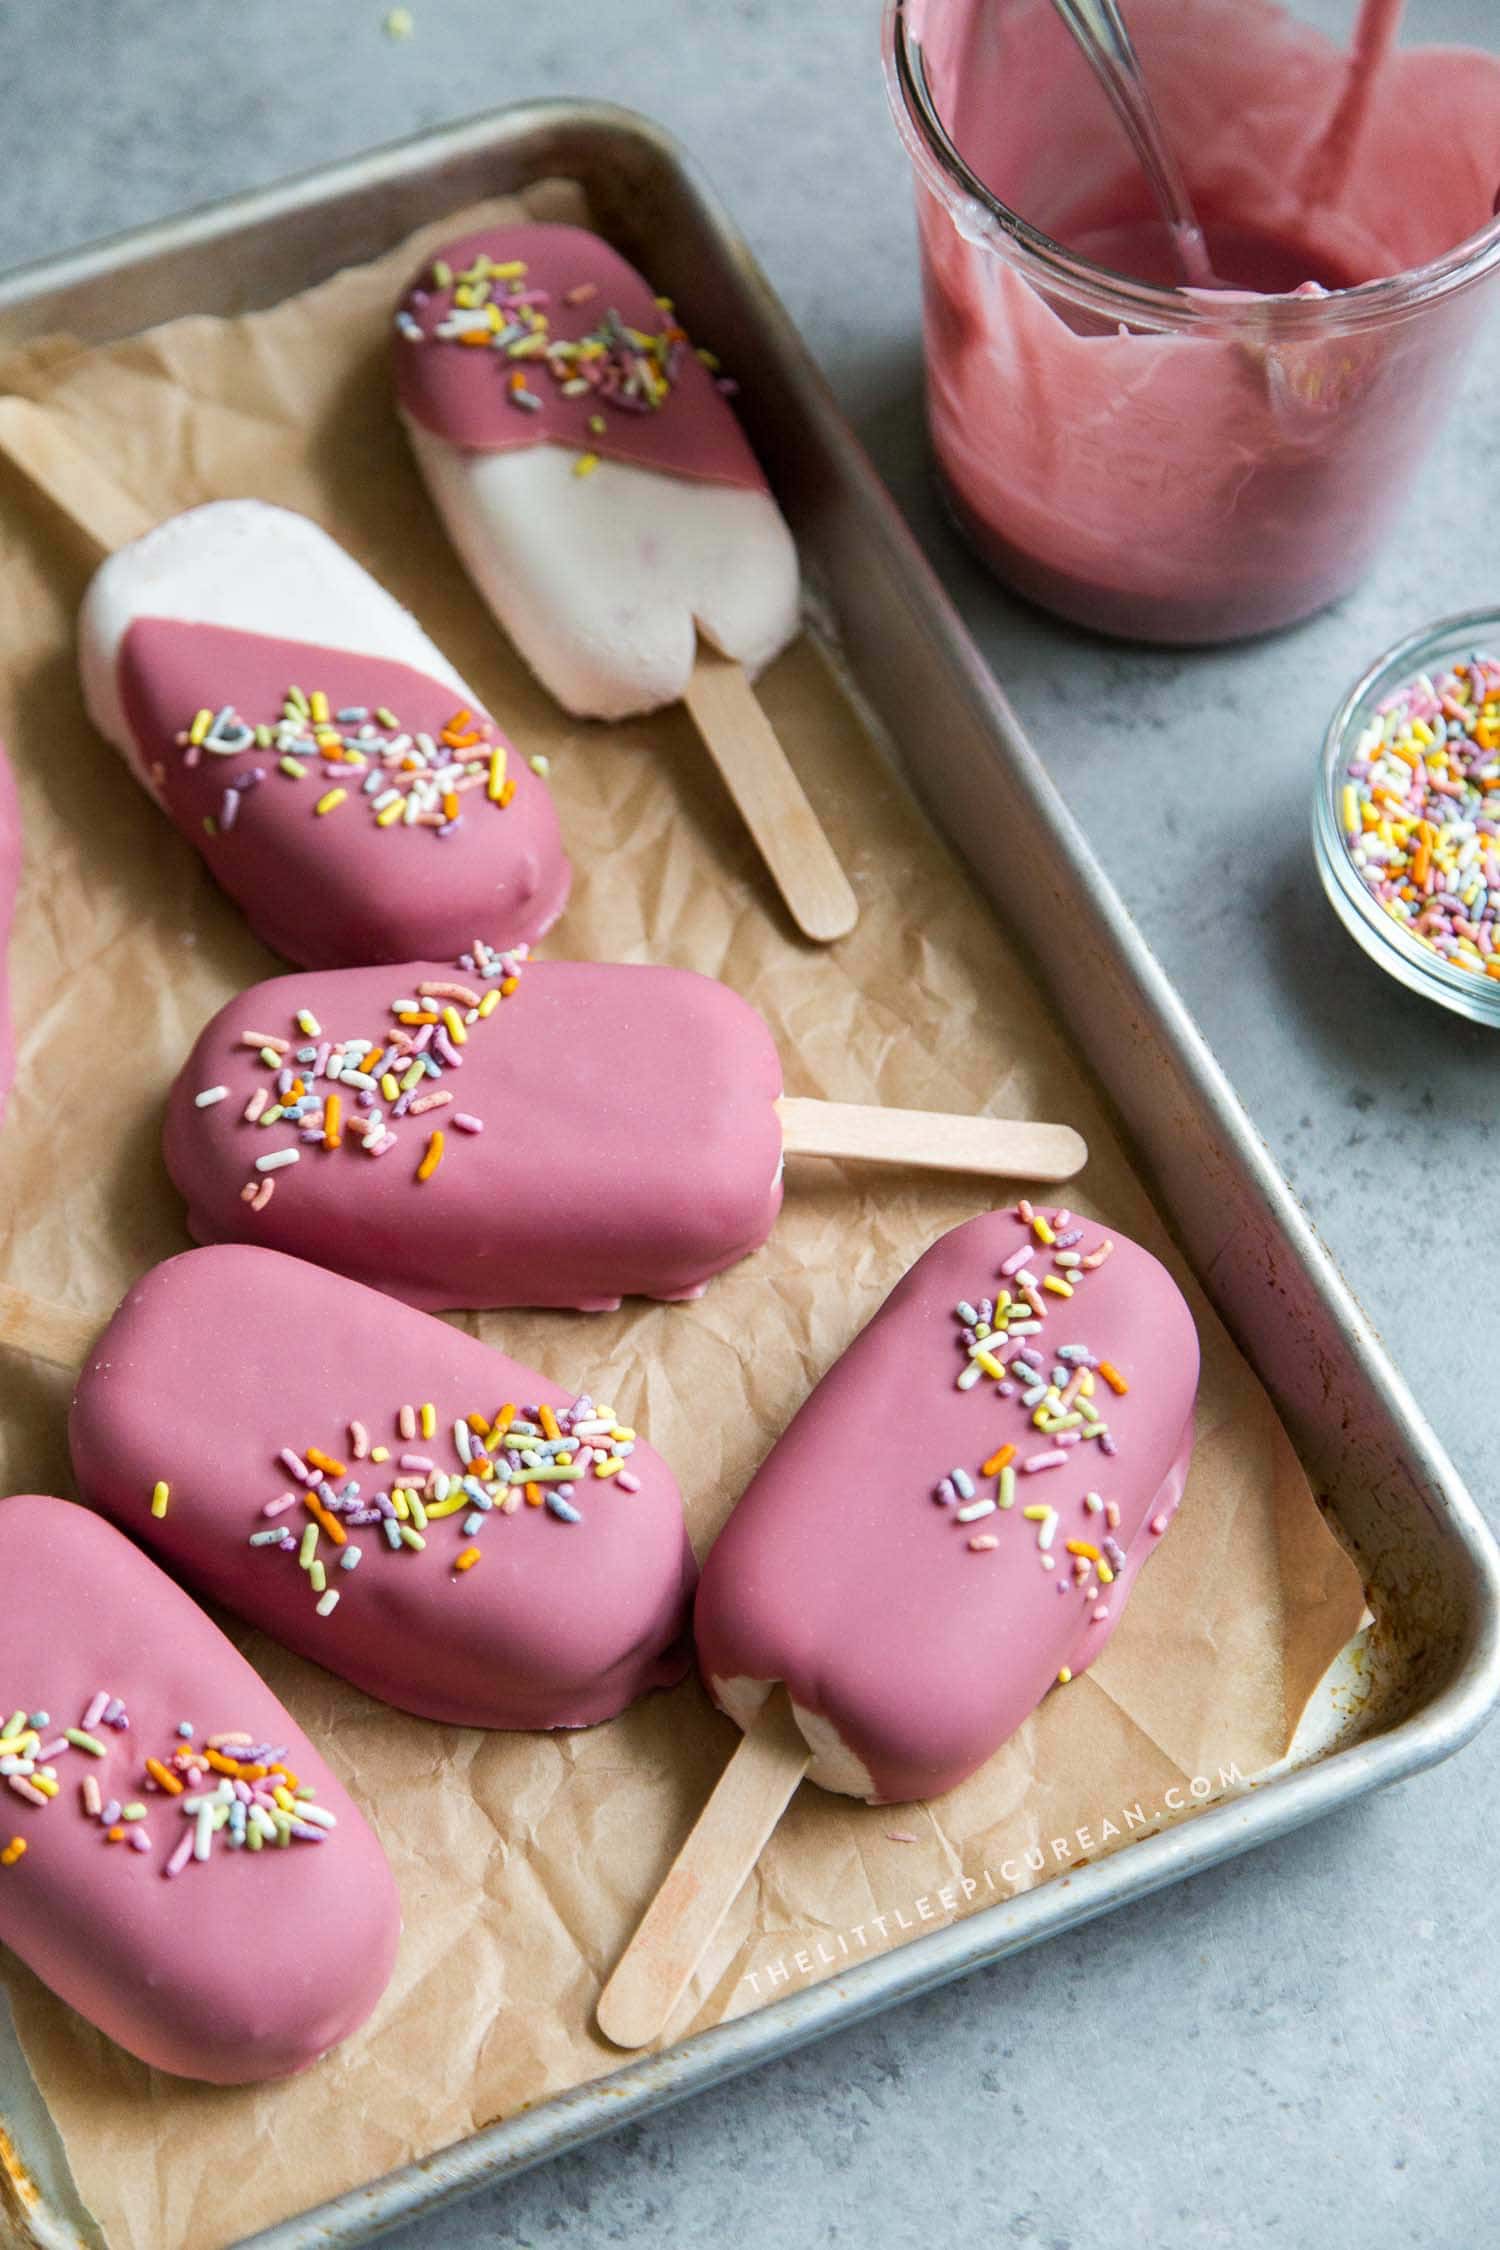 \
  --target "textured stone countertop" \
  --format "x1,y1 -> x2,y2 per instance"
1,4 -> 1492,2244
